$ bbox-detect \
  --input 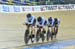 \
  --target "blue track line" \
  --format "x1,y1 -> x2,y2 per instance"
23,40 -> 75,49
